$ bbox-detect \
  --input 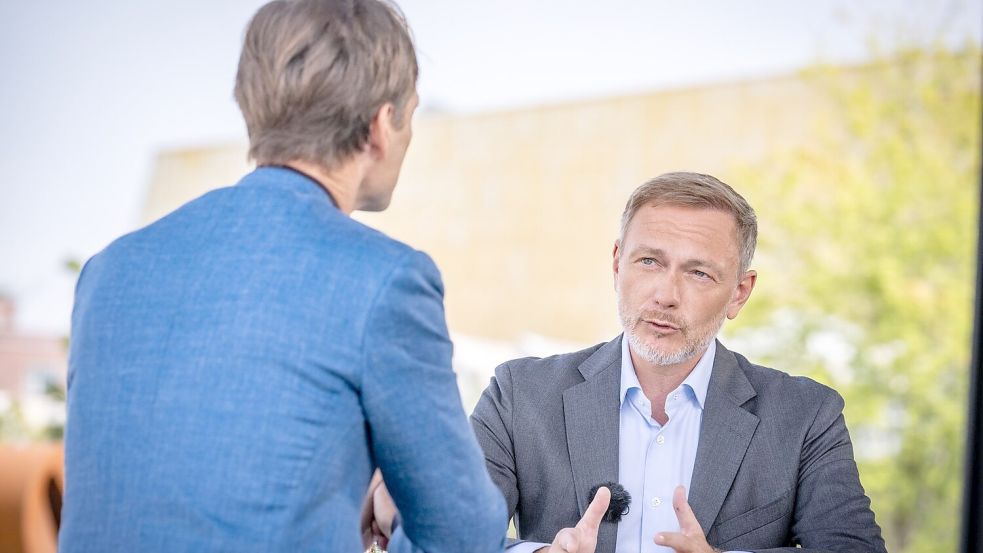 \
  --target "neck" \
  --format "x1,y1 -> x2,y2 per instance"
282,159 -> 368,215
629,345 -> 705,401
